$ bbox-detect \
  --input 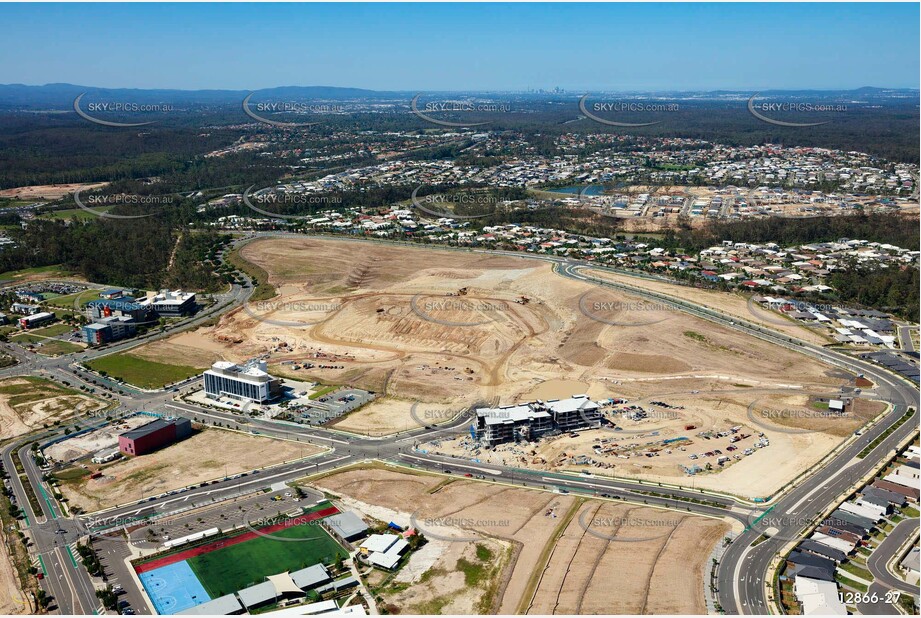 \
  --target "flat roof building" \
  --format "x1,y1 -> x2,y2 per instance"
203,360 -> 284,404
324,511 -> 369,542
83,315 -> 137,346
359,534 -> 409,570
119,417 -> 192,456
794,575 -> 847,615
84,298 -> 151,322
138,289 -> 197,316
18,311 -> 55,329
177,594 -> 244,615
290,564 -> 331,591
476,395 -> 600,447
